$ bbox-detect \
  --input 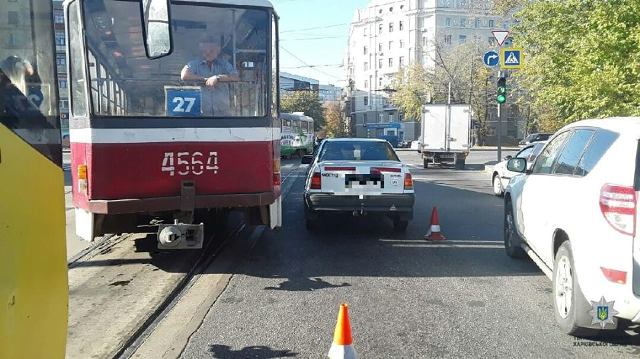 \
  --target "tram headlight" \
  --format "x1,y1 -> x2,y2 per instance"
273,158 -> 281,186
78,164 -> 88,195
